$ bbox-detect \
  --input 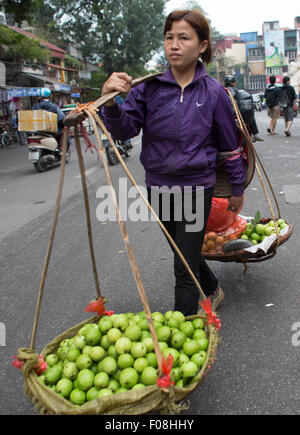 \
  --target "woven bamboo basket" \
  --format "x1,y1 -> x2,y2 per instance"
17,313 -> 218,415
15,74 -> 221,415
203,90 -> 293,265
202,218 -> 293,264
